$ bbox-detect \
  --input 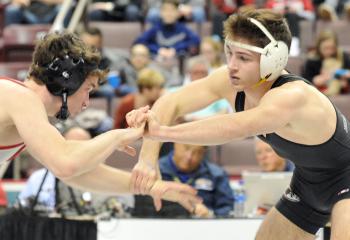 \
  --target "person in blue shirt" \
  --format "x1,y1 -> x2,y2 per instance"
133,142 -> 234,218
159,143 -> 234,217
134,0 -> 200,58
